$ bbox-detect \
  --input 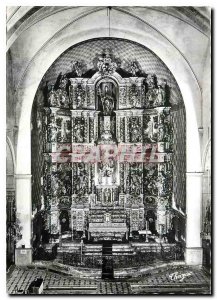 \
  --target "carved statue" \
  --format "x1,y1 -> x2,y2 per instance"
129,84 -> 139,107
51,174 -> 60,196
101,85 -> 114,115
105,212 -> 111,222
71,60 -> 87,77
156,85 -> 165,106
74,120 -> 84,143
48,85 -> 59,106
99,129 -> 113,143
97,49 -> 117,75
146,88 -> 158,106
130,61 -> 140,76
100,159 -> 115,178
158,124 -> 165,141
104,189 -> 112,204
59,75 -> 67,90
130,164 -> 142,195
76,163 -> 88,194
75,84 -> 85,108
64,175 -> 72,195
147,180 -> 158,196
48,118 -> 58,142
163,80 -> 171,106
131,118 -> 141,143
